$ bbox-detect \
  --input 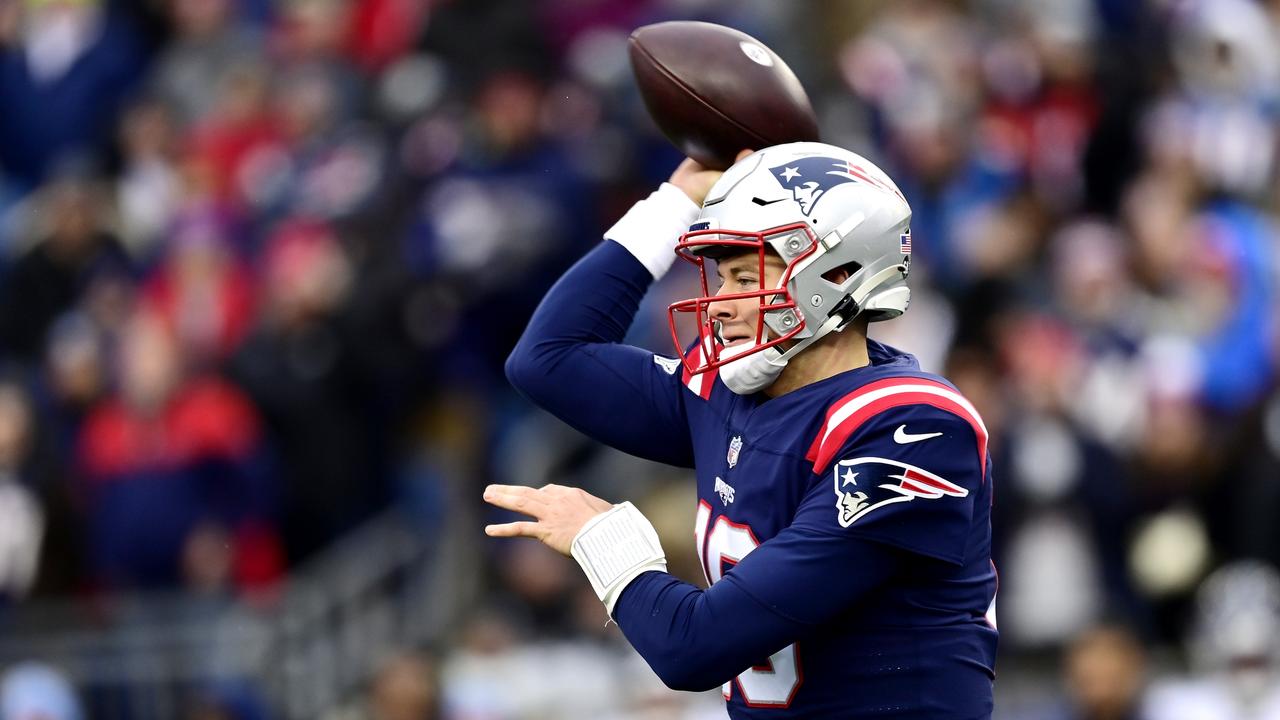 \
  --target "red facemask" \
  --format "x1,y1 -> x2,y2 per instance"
667,222 -> 819,376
